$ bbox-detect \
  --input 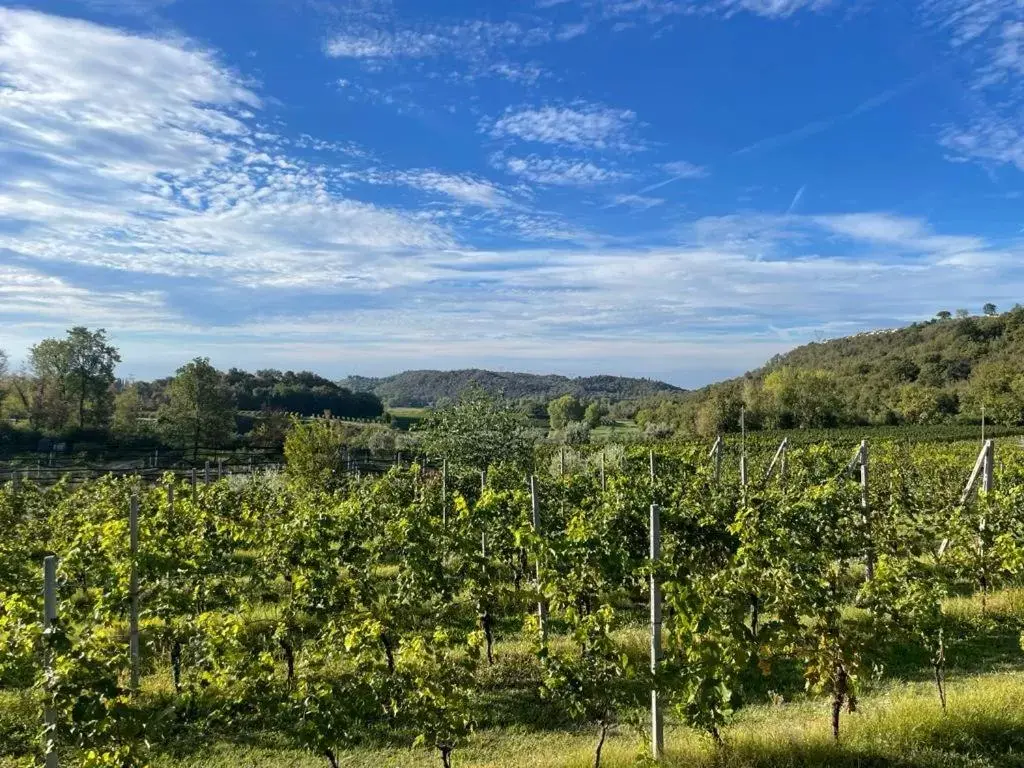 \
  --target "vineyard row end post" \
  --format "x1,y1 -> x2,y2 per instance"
530,475 -> 547,643
860,440 -> 873,582
43,555 -> 58,768
441,459 -> 447,528
650,502 -> 664,761
129,494 -> 141,692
